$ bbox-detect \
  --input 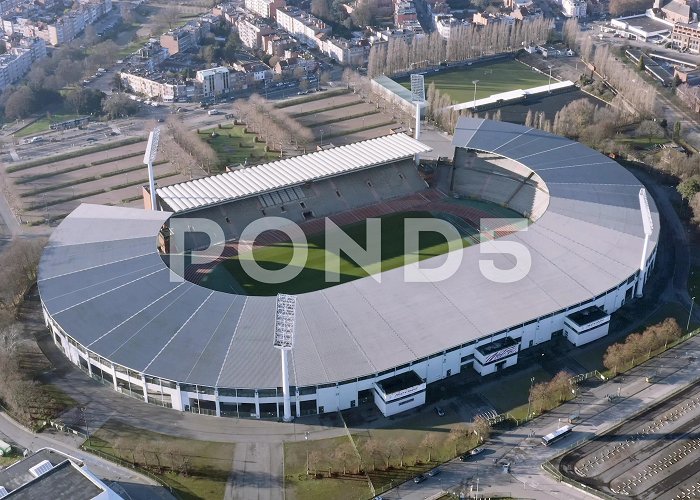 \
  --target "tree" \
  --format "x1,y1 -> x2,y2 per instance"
550,371 -> 574,403
447,424 -> 468,455
529,381 -> 549,414
4,86 -> 36,119
637,55 -> 645,72
66,88 -> 105,115
678,177 -> 700,201
420,433 -> 438,463
471,416 -> 491,443
637,120 -> 663,143
102,93 -> 139,119
332,443 -> 355,474
674,121 -> 682,141
363,438 -> 381,471
690,192 -> 700,226
395,437 -> 409,468
160,5 -> 181,30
